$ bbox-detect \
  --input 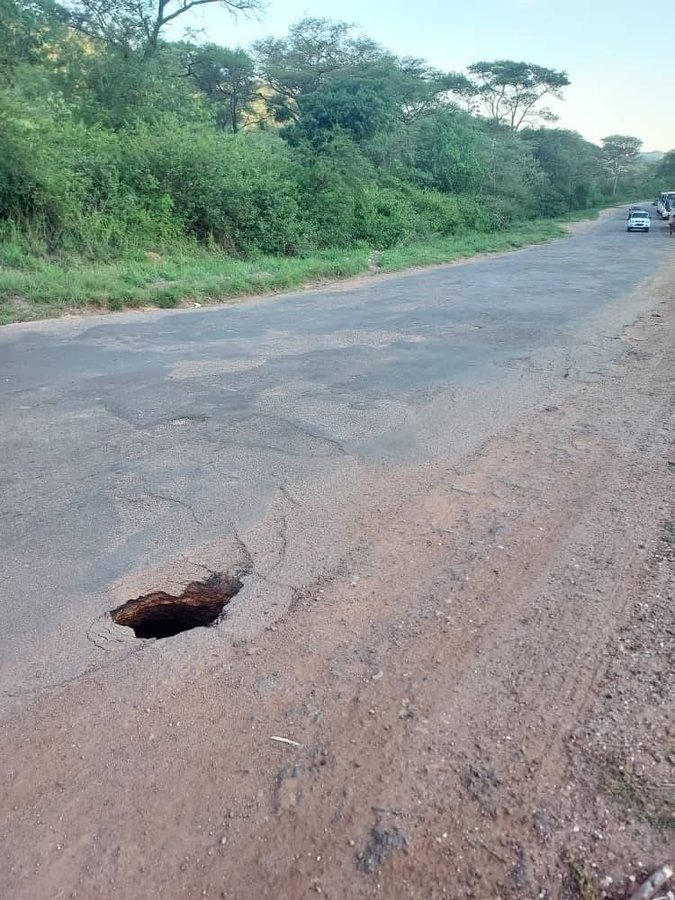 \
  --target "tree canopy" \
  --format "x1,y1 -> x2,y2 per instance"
467,60 -> 570,129
60,0 -> 265,57
601,134 -> 643,194
0,6 -> 661,263
655,150 -> 675,185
